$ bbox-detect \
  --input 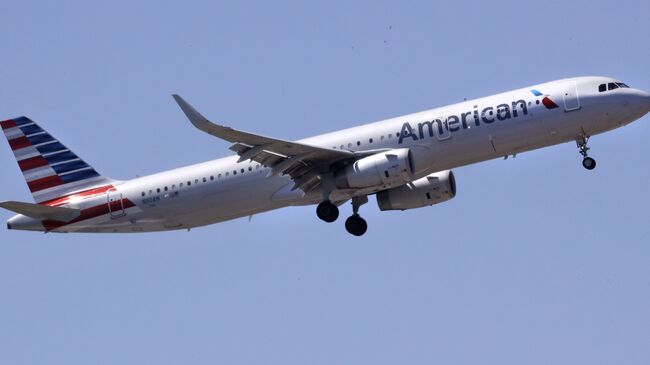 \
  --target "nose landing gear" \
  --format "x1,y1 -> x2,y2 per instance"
576,136 -> 596,170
